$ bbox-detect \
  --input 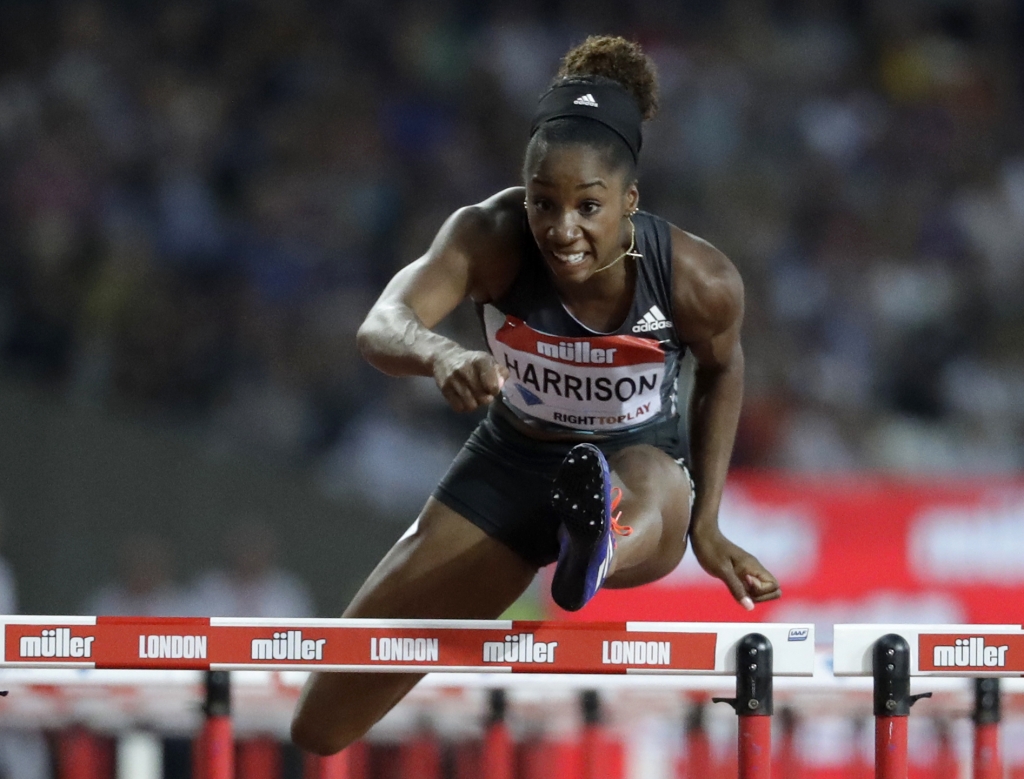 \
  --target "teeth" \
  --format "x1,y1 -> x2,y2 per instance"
554,252 -> 586,265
